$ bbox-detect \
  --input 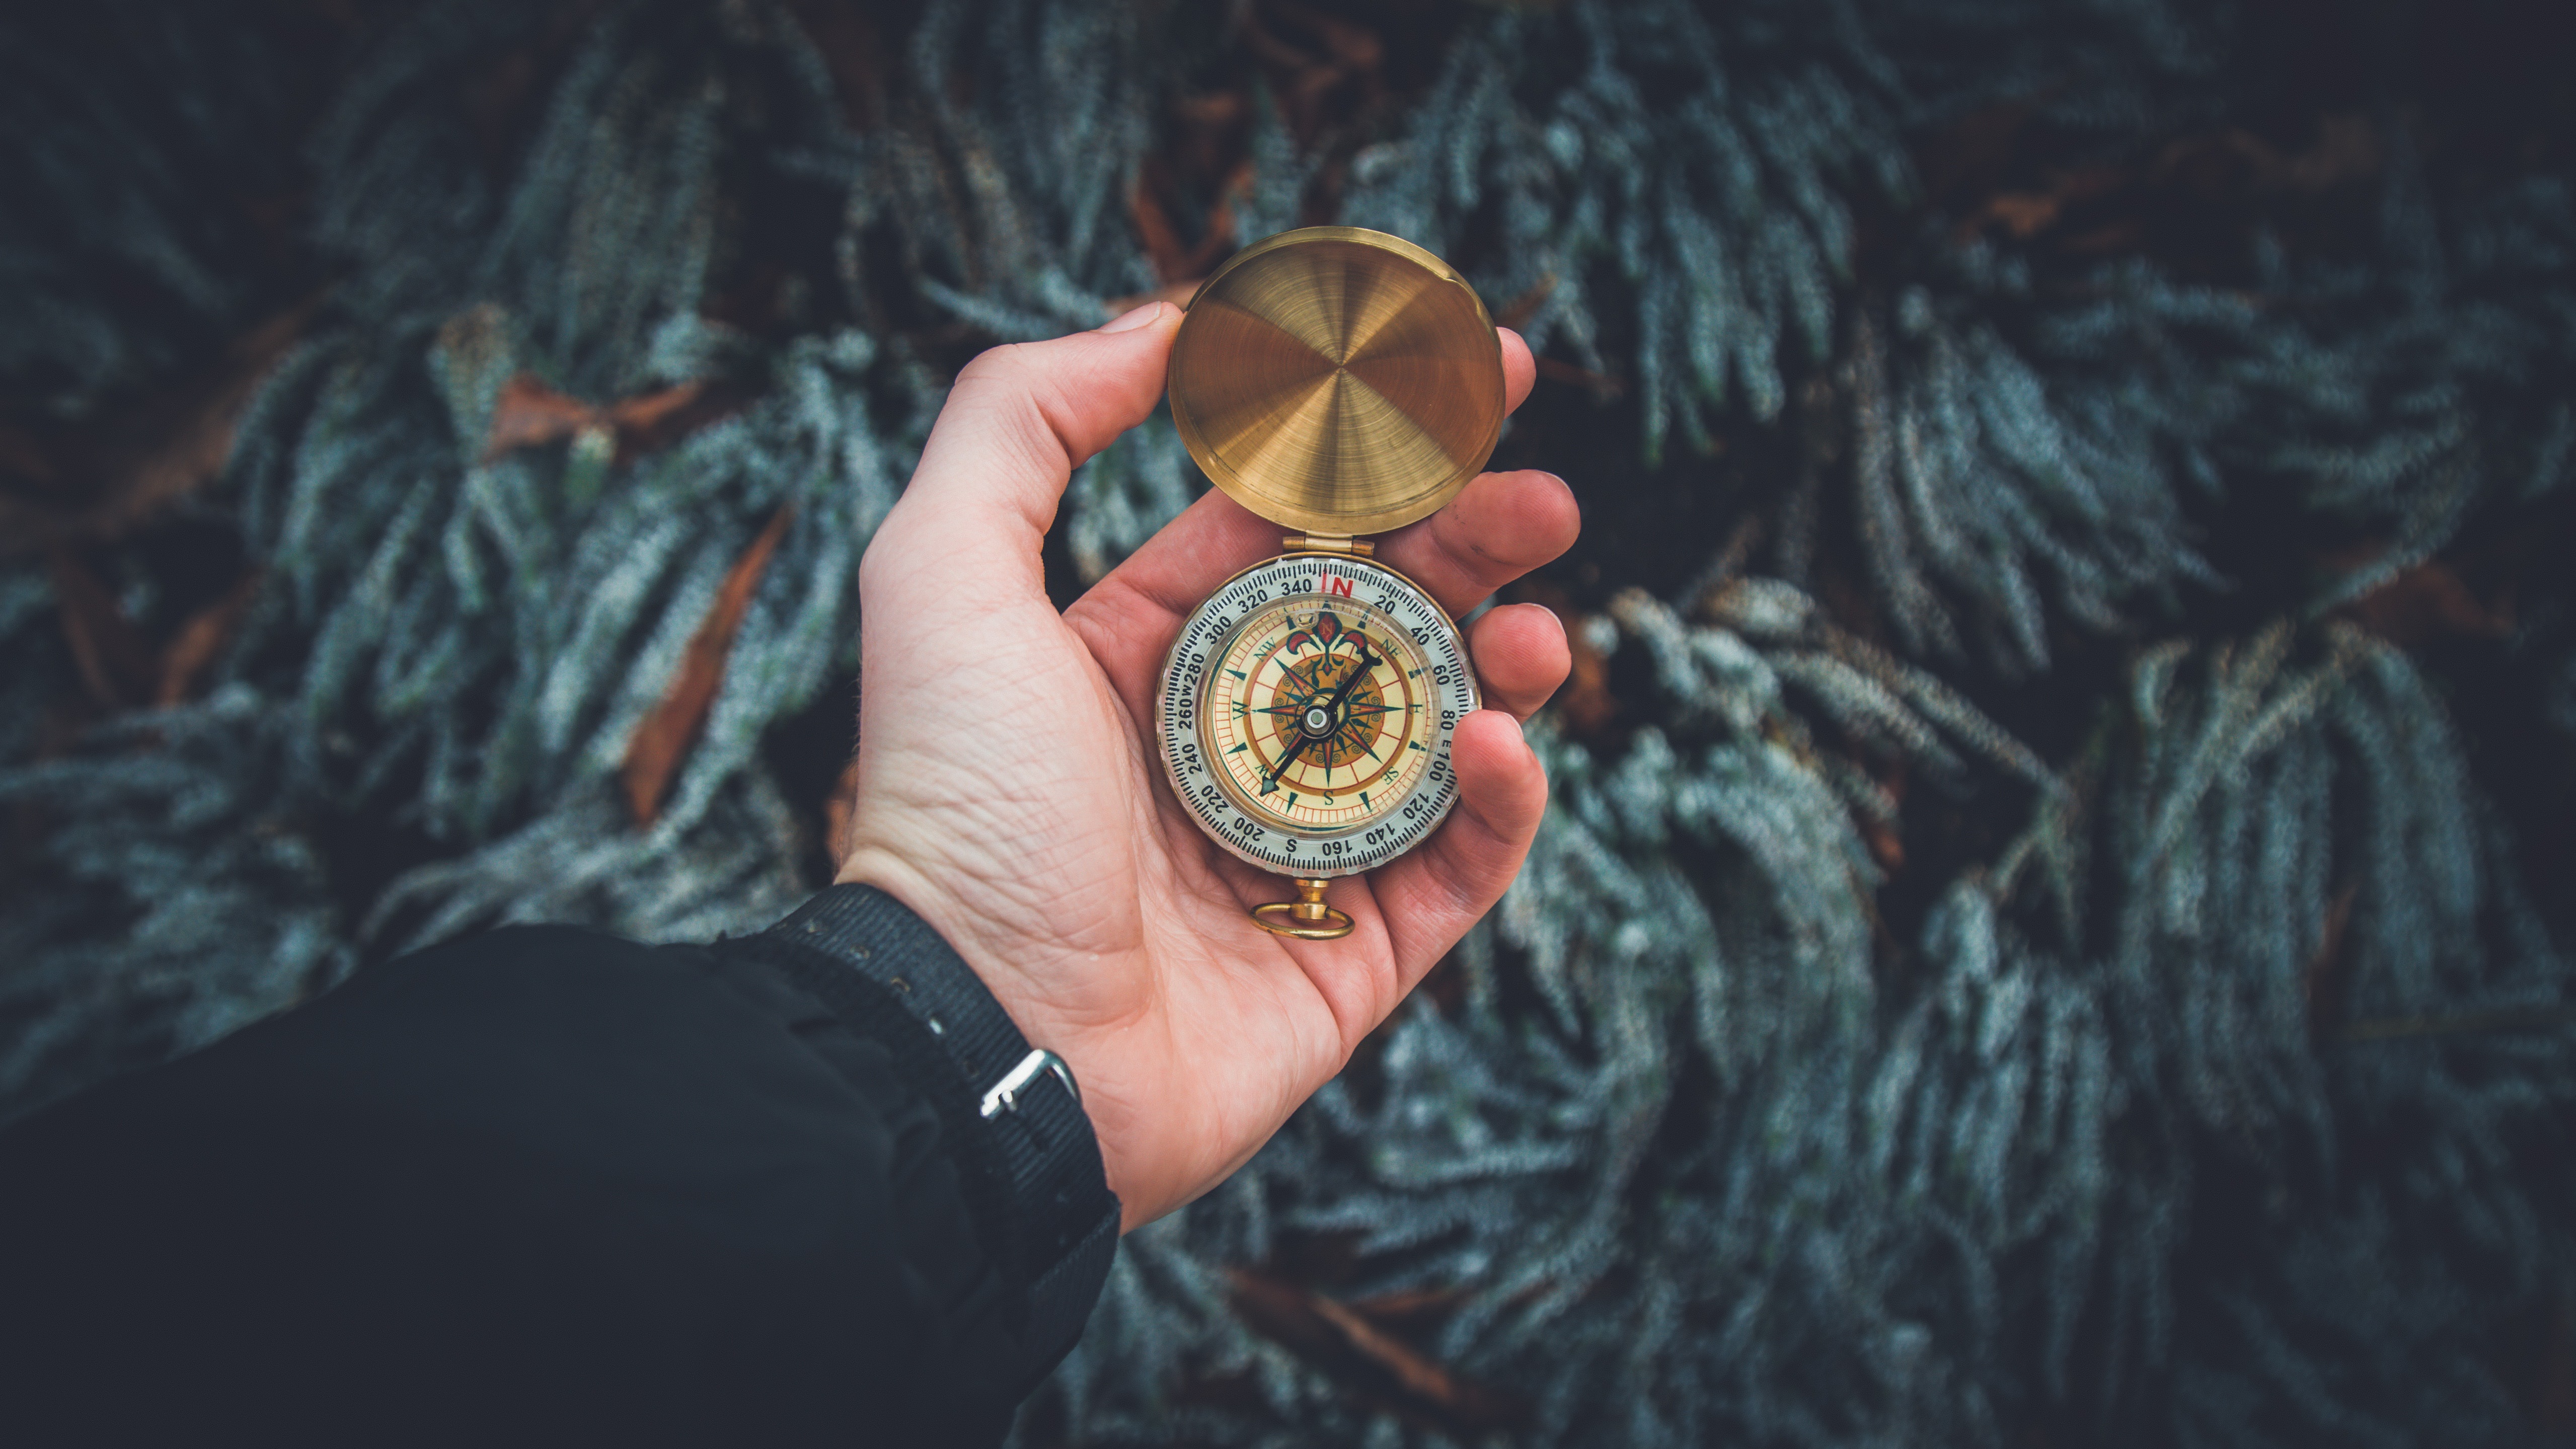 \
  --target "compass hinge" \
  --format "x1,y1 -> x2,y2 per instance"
1283,533 -> 1374,557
